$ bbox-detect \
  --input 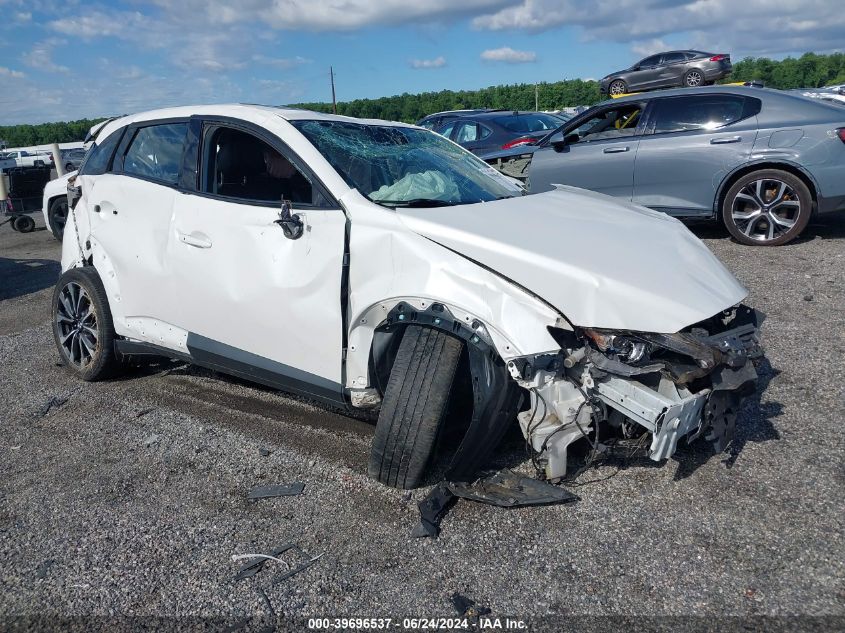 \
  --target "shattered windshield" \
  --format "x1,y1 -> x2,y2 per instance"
292,120 -> 523,207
